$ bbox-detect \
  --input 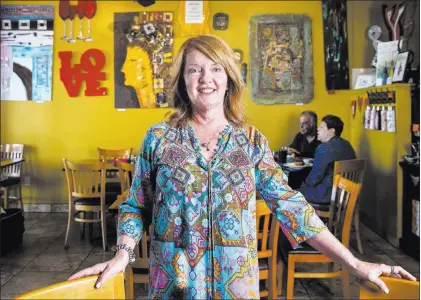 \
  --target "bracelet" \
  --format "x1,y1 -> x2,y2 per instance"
112,244 -> 136,265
